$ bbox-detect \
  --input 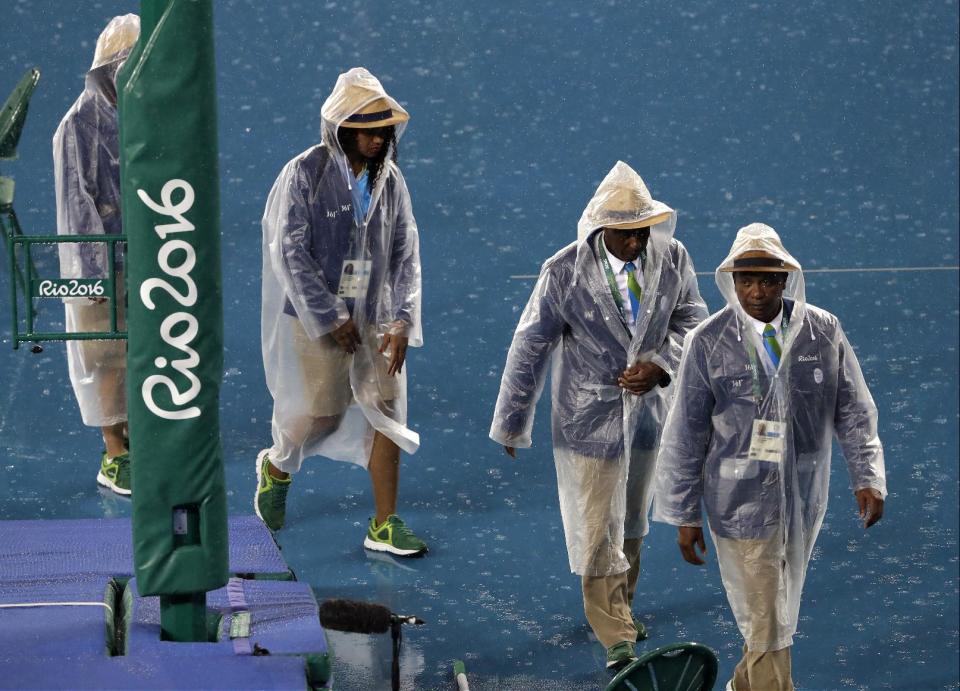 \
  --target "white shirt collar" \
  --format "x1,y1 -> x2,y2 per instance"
601,236 -> 637,274
743,301 -> 785,337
